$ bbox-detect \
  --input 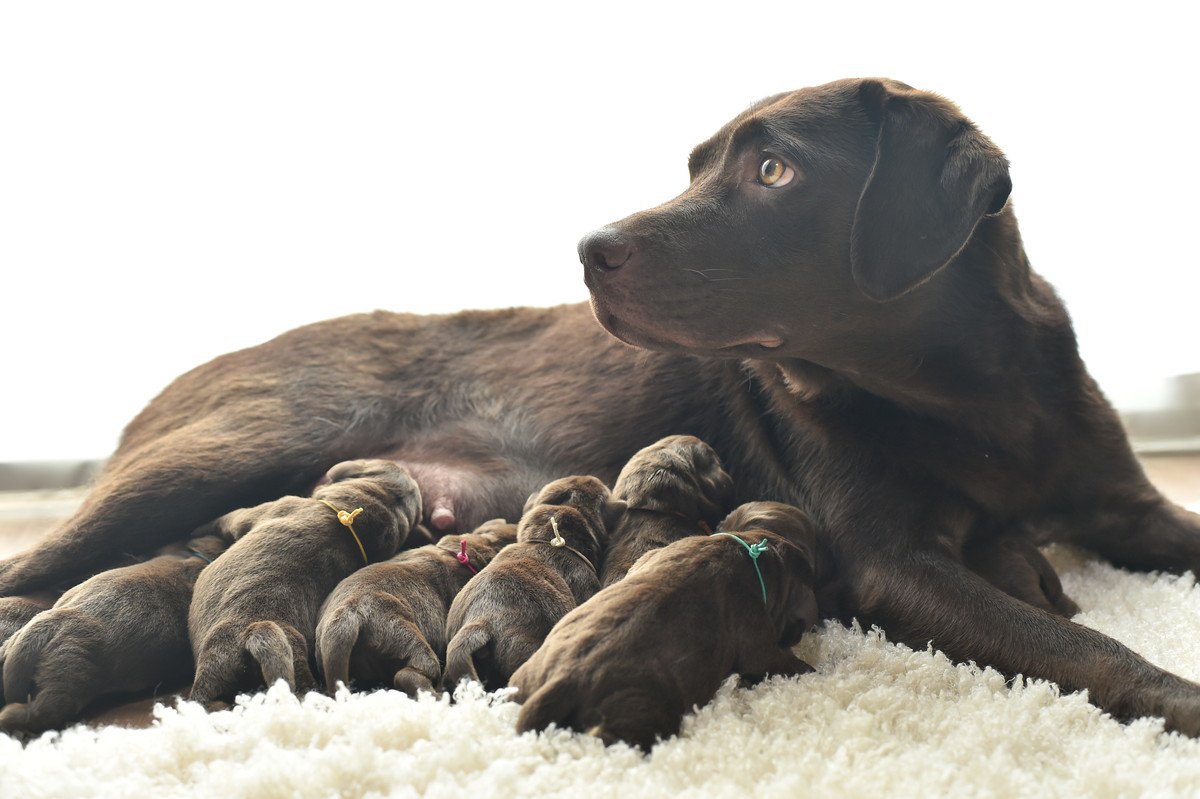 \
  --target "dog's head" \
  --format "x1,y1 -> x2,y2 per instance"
613,435 -> 734,527
522,475 -> 626,537
580,78 -> 1012,363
